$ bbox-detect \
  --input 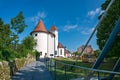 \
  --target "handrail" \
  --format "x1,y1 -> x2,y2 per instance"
46,58 -> 120,80
55,60 -> 120,75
